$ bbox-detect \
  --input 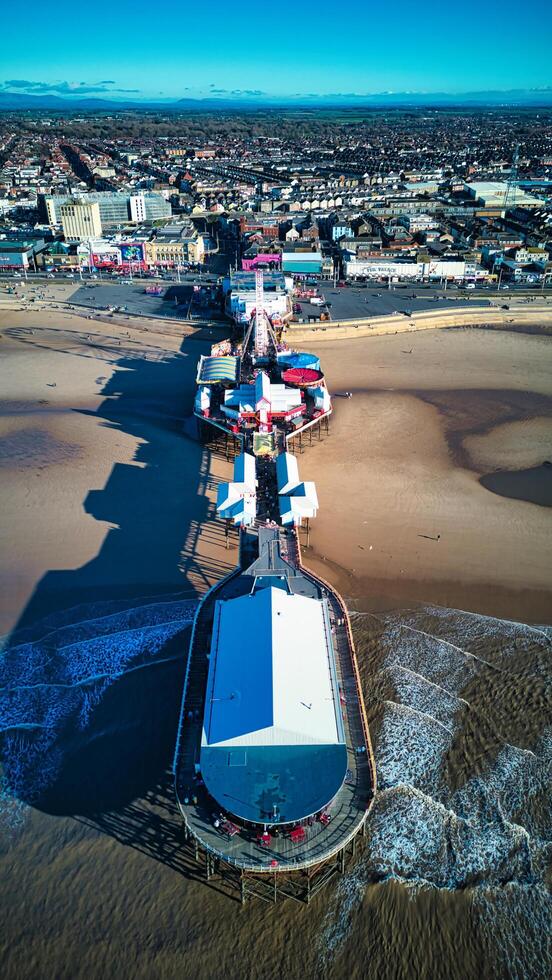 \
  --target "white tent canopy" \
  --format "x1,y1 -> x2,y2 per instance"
202,586 -> 344,749
216,452 -> 257,526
